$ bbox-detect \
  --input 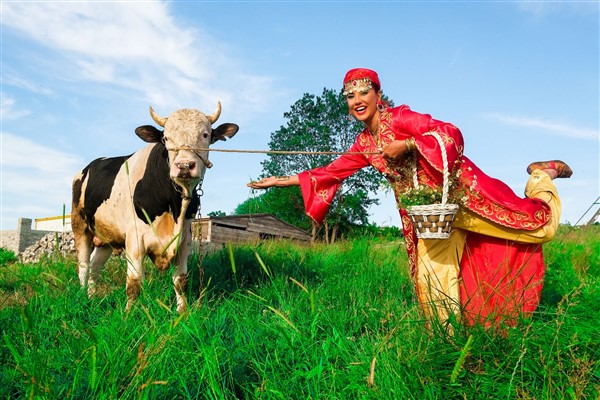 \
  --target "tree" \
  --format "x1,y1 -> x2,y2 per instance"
235,186 -> 310,230
242,88 -> 391,242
